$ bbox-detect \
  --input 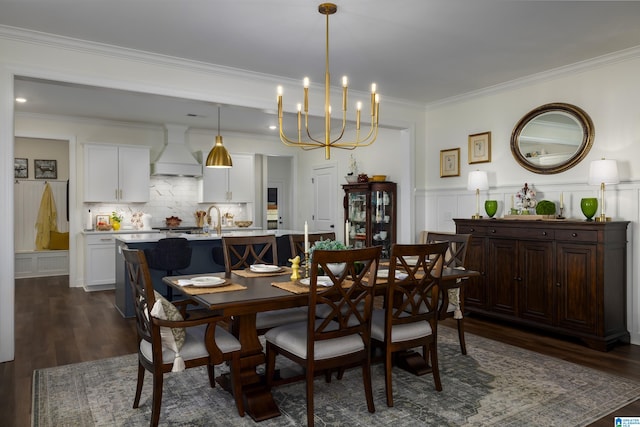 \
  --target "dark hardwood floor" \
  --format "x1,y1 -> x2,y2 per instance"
2,276 -> 639,426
